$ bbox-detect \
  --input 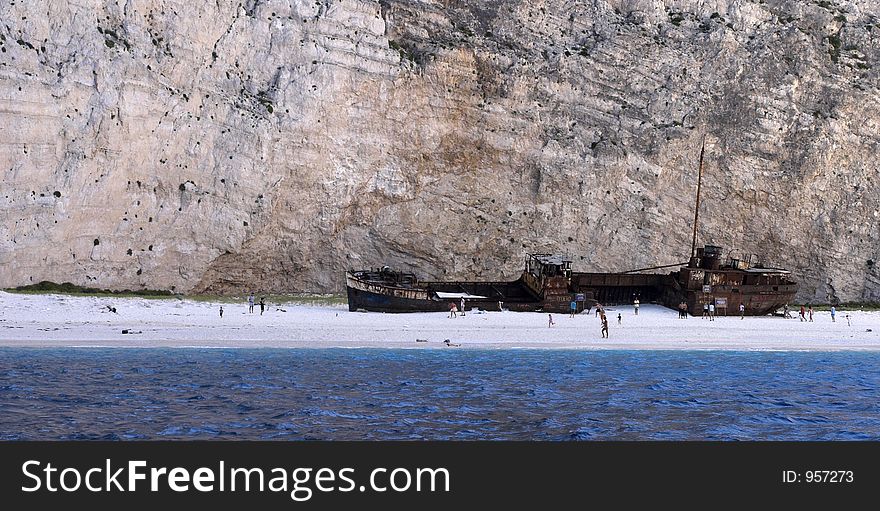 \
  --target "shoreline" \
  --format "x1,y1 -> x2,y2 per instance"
1,291 -> 879,351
